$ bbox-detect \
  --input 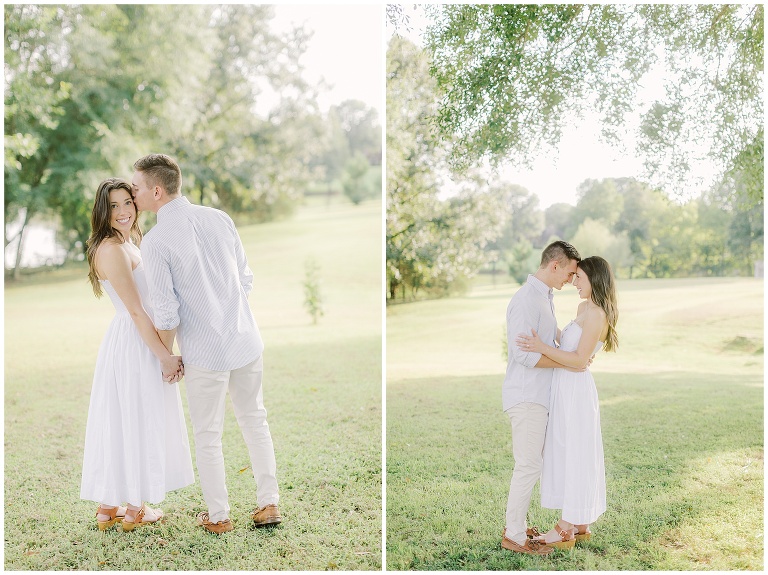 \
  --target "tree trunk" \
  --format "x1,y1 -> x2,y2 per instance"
12,208 -> 33,280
